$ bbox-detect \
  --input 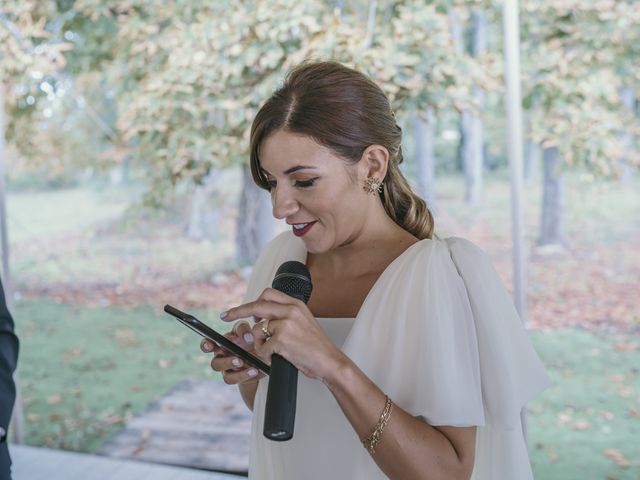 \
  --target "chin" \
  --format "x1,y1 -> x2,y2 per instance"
302,241 -> 325,255
301,236 -> 332,255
